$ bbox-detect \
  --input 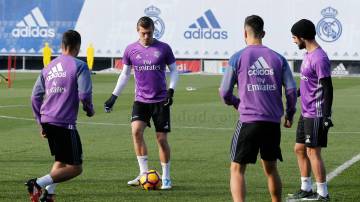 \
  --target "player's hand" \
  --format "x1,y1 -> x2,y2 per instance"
40,127 -> 47,138
323,117 -> 333,130
164,88 -> 174,107
297,88 -> 301,97
104,94 -> 118,113
283,116 -> 293,128
86,108 -> 95,117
